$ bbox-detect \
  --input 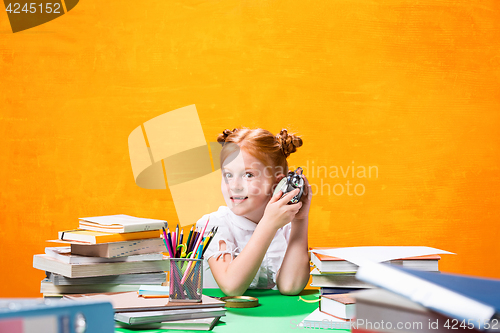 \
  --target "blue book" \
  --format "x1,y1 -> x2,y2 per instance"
356,262 -> 500,328
0,299 -> 114,333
